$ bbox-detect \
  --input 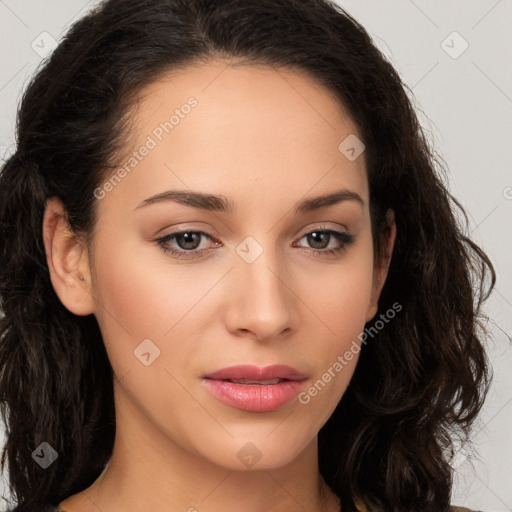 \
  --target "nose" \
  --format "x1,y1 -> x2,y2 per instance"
223,245 -> 297,342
